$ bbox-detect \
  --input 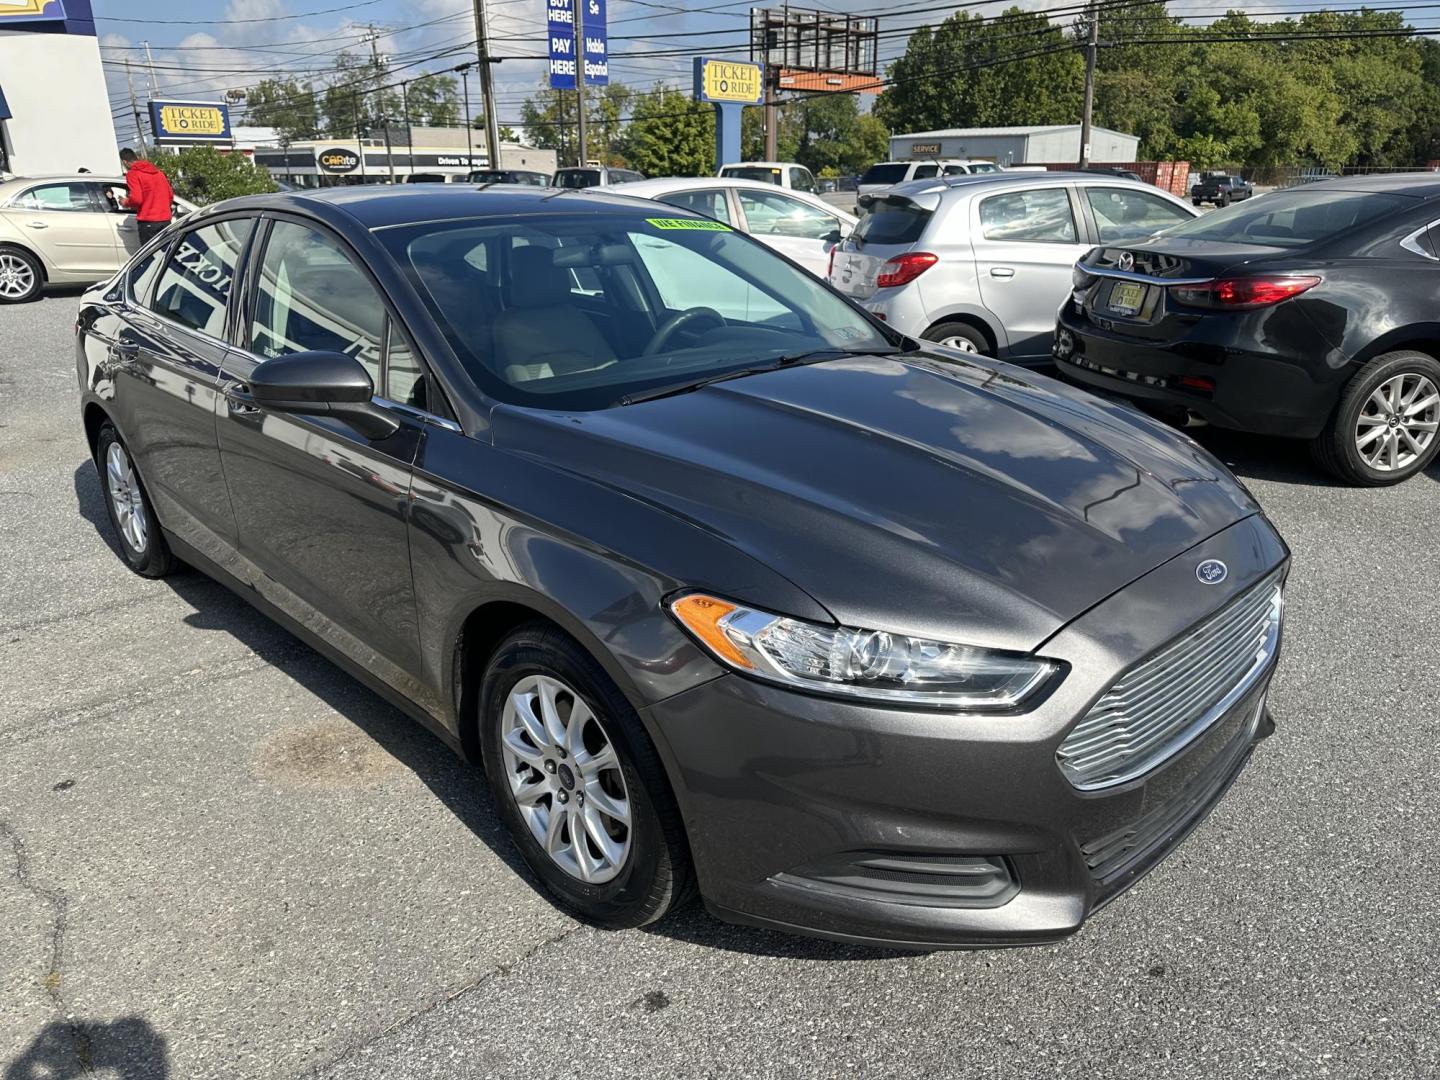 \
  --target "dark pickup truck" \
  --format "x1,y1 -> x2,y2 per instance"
1191,173 -> 1253,207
